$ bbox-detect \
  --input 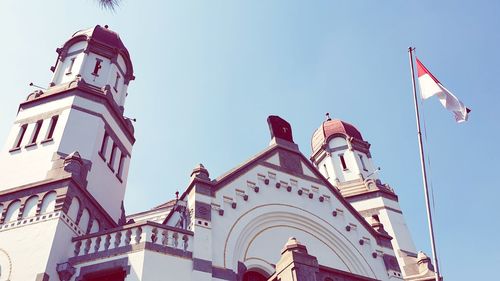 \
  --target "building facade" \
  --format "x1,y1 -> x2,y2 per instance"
0,26 -> 437,281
